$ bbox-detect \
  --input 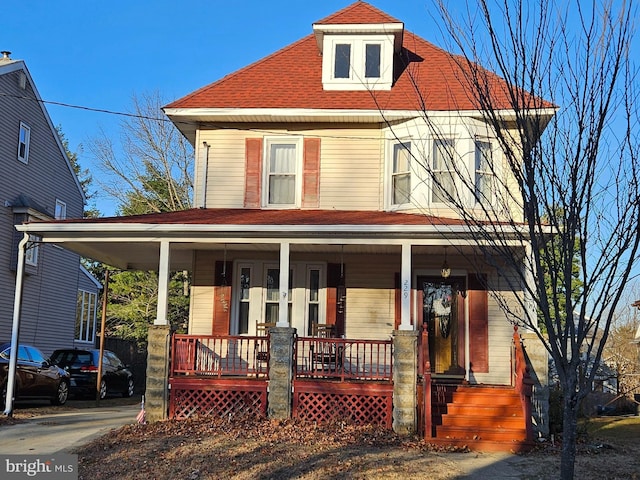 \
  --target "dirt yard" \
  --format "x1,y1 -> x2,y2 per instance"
2,402 -> 640,479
